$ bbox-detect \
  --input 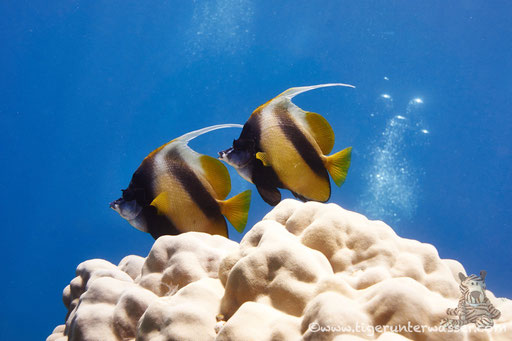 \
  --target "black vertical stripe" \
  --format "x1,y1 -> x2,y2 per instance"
128,159 -> 157,206
274,104 -> 328,178
141,205 -> 180,239
239,112 -> 262,151
164,149 -> 223,219
236,111 -> 285,205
